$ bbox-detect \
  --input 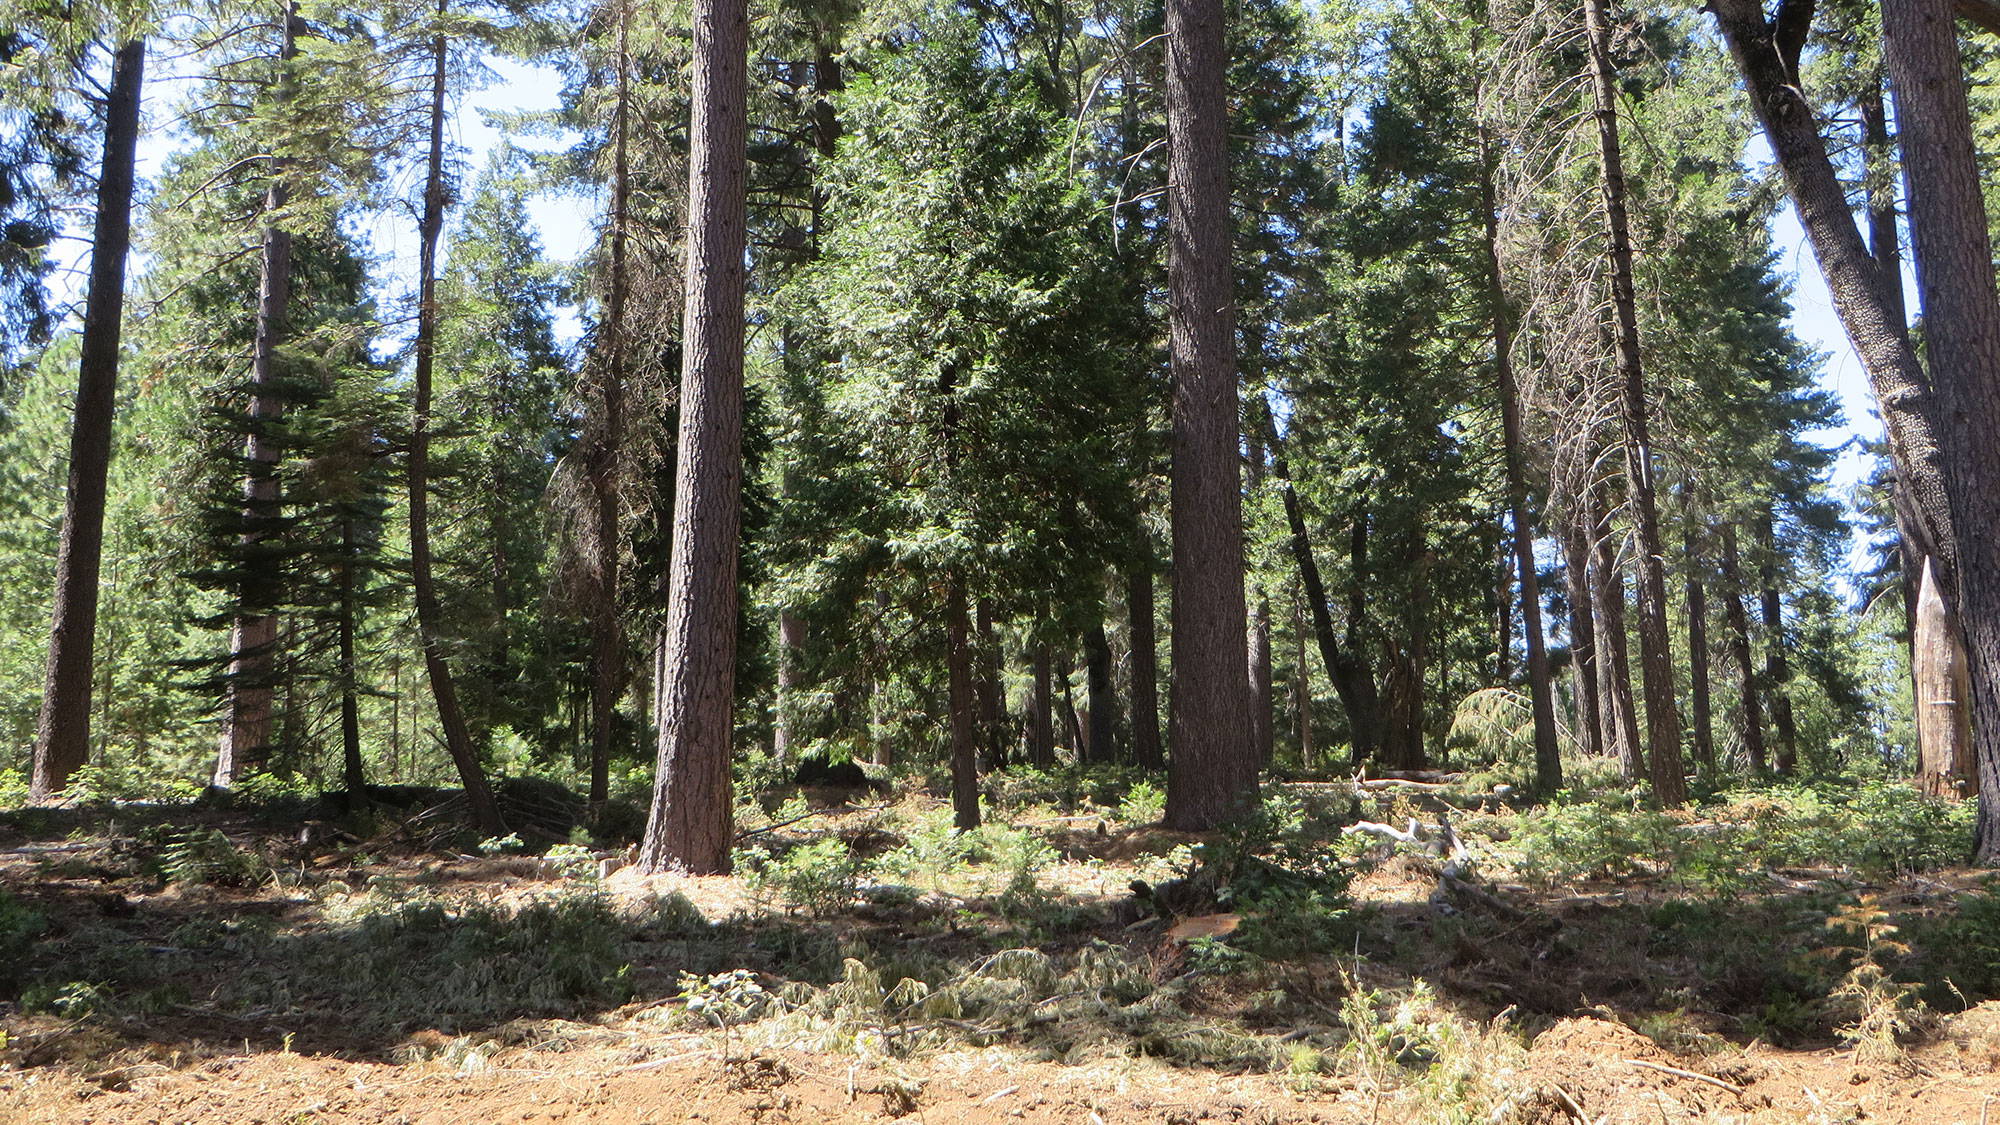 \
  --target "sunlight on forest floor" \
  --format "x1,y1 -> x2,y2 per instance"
3,767 -> 1999,1123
